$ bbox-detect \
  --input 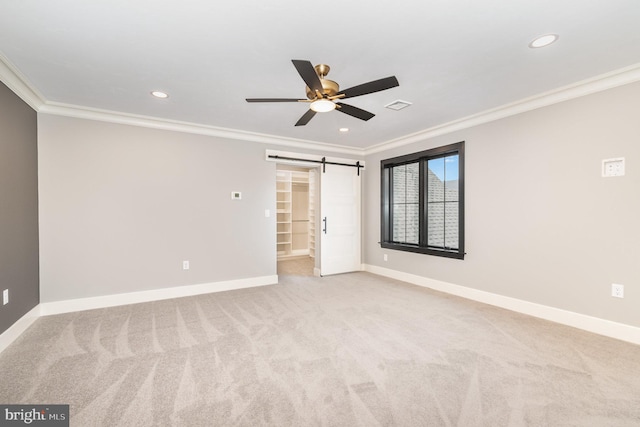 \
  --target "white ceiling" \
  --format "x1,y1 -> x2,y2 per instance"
1,0 -> 640,150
